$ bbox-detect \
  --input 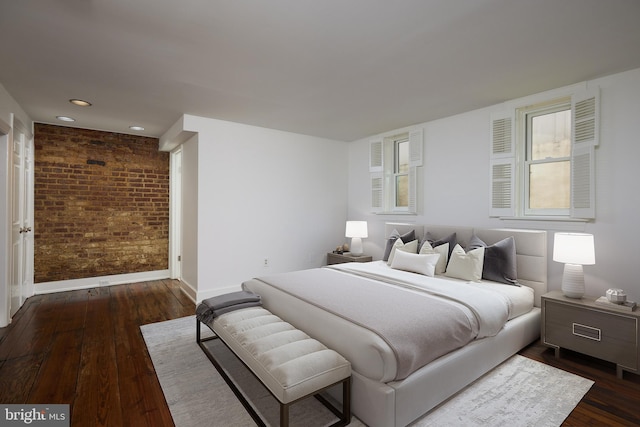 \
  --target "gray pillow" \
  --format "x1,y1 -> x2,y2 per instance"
383,229 -> 416,261
468,235 -> 518,285
423,232 -> 457,259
